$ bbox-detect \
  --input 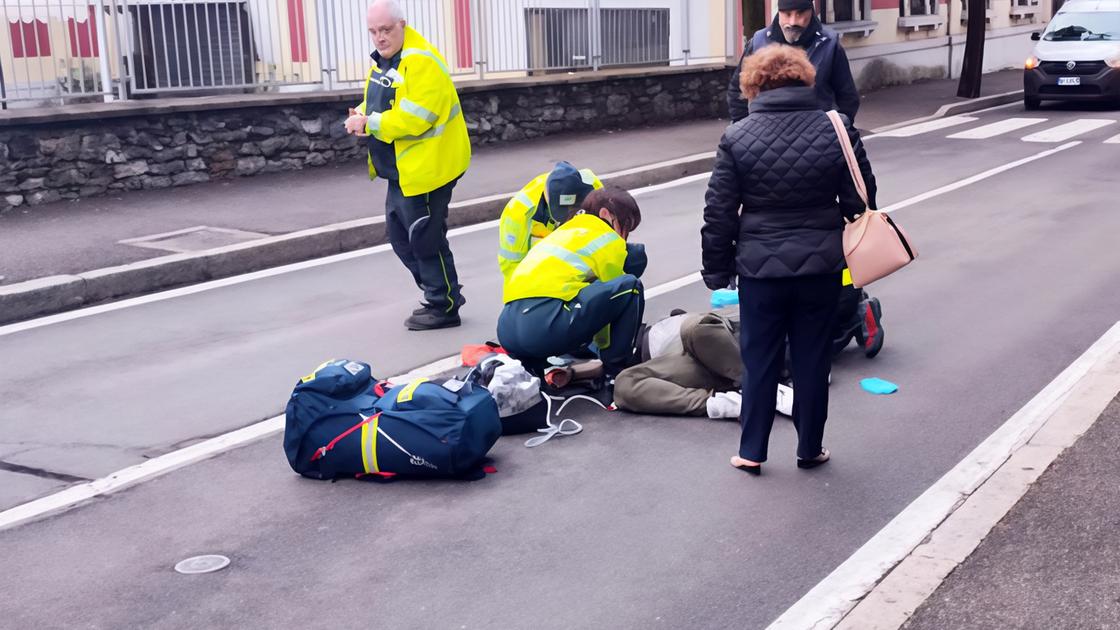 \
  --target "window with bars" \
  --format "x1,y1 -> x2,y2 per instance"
820,0 -> 877,37
599,8 -> 669,66
901,0 -> 938,16
524,7 -> 671,72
